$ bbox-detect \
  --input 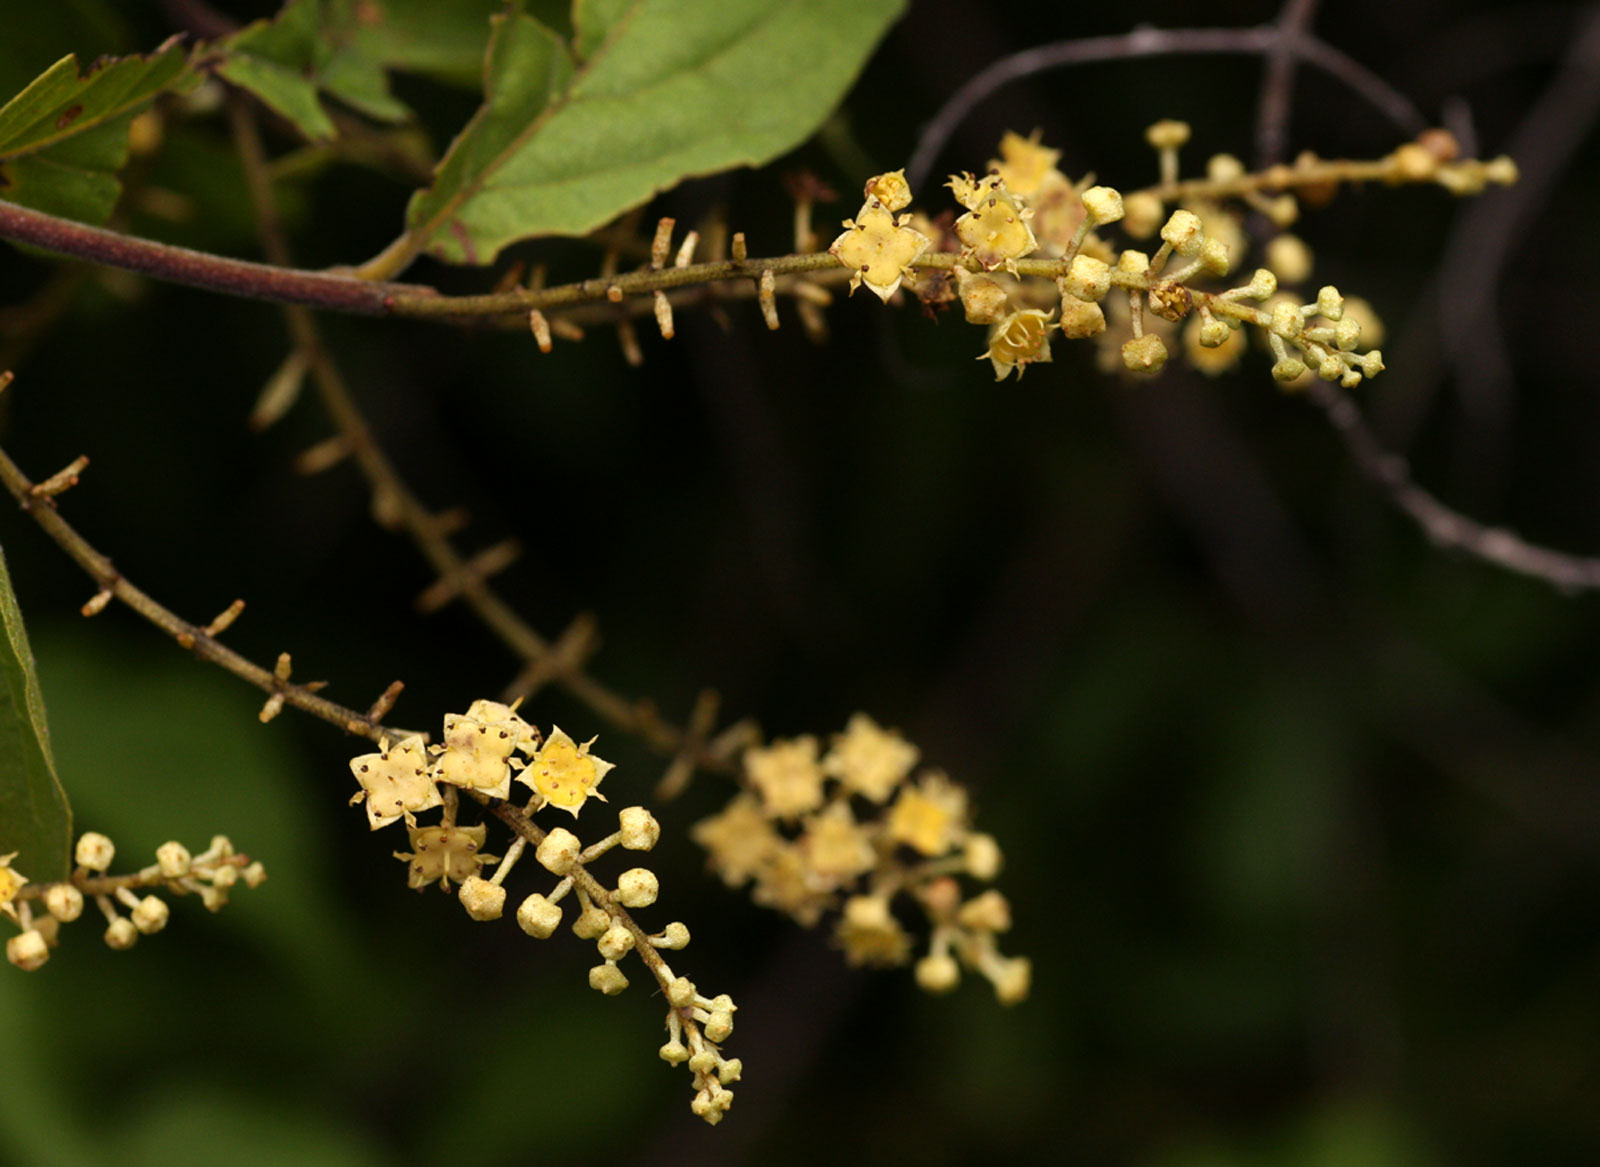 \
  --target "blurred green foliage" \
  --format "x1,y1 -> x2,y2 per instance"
3,1 -> 1600,1165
